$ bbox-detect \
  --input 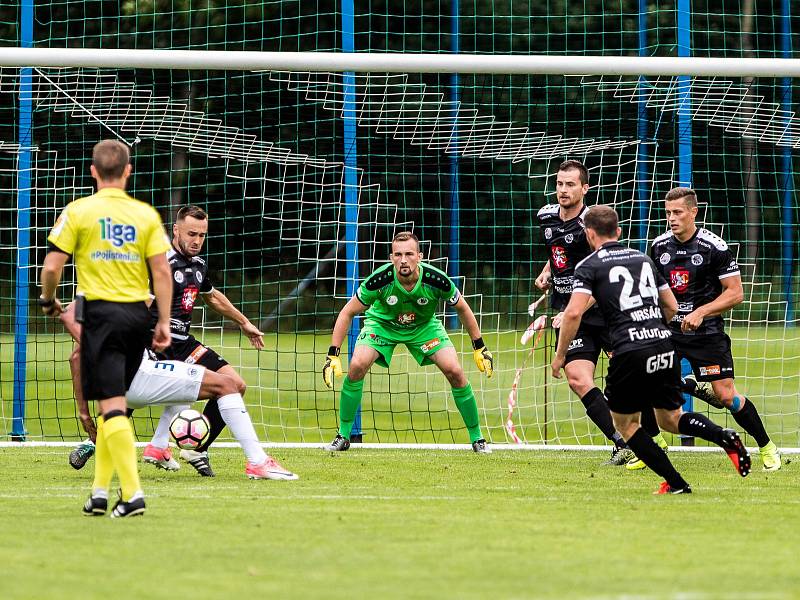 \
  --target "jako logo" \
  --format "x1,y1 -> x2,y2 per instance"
98,217 -> 137,247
